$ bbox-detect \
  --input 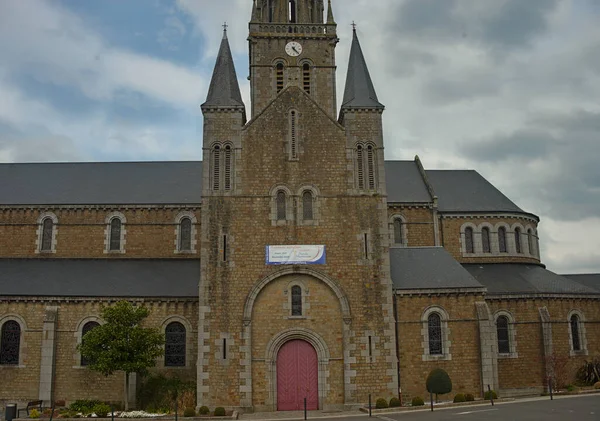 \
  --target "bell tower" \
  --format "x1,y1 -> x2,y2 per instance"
248,0 -> 338,118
